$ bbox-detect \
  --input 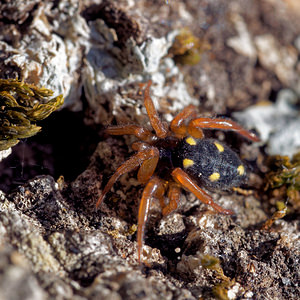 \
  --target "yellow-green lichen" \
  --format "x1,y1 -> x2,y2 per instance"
201,254 -> 239,300
262,202 -> 287,230
169,28 -> 211,65
0,79 -> 64,150
265,153 -> 300,211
